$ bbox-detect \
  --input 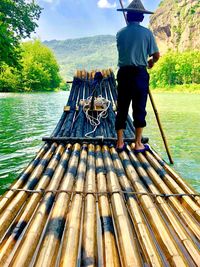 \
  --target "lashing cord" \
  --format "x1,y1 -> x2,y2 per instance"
8,188 -> 200,199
